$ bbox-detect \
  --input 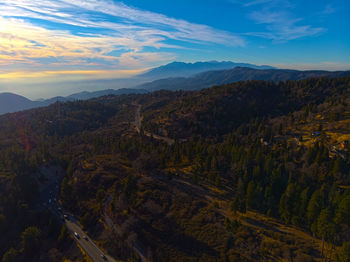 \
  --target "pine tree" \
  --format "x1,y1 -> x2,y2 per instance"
246,181 -> 257,210
335,194 -> 350,226
307,190 -> 322,229
21,226 -> 41,257
336,241 -> 350,262
2,248 -> 19,262
317,208 -> 335,256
